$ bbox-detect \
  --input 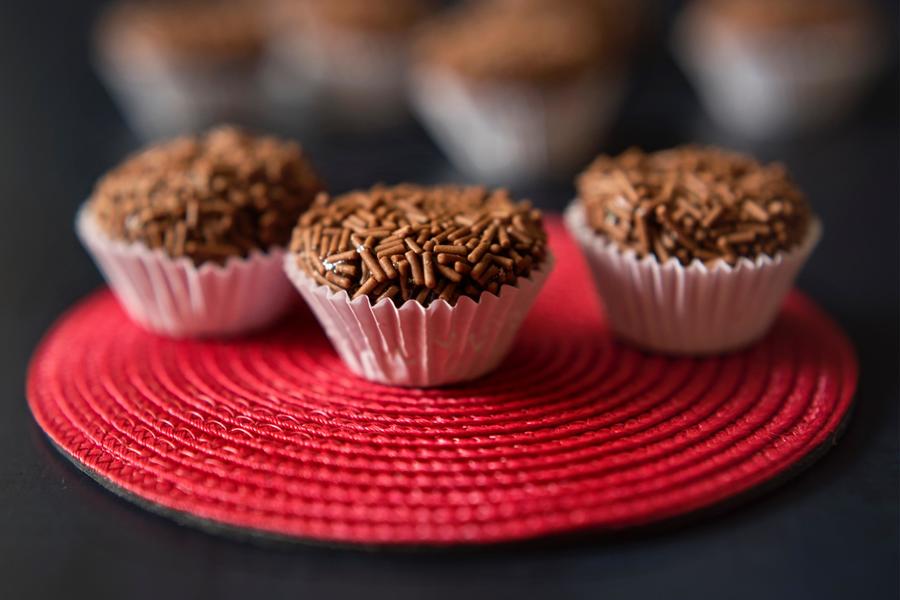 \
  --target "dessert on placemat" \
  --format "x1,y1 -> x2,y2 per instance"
566,145 -> 820,354
673,0 -> 884,138
409,2 -> 628,183
78,125 -> 324,337
94,0 -> 267,139
284,183 -> 553,386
